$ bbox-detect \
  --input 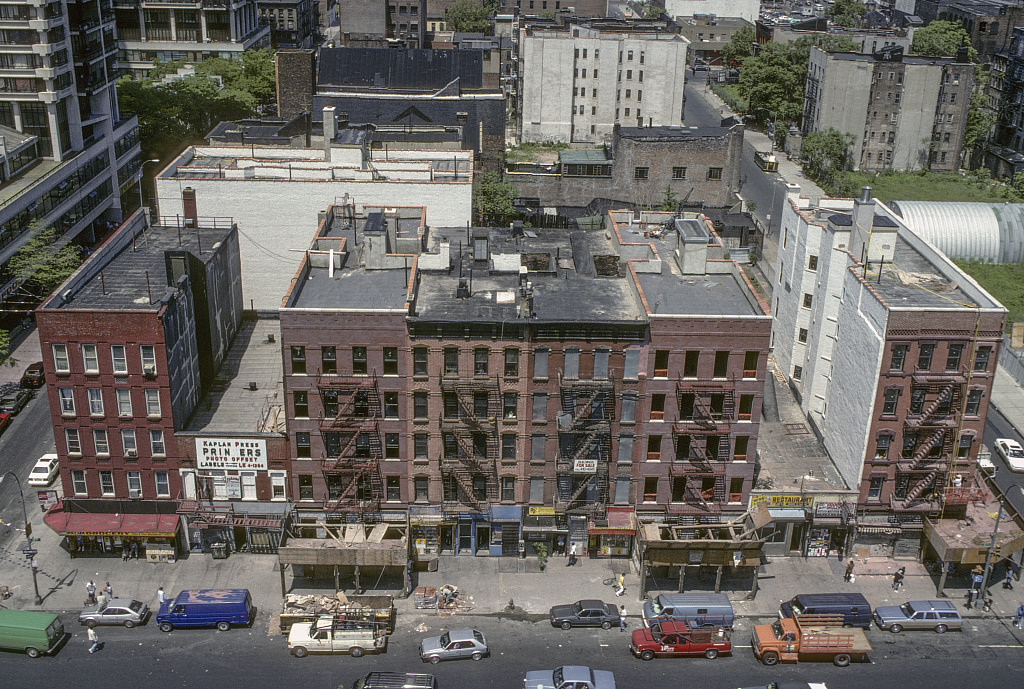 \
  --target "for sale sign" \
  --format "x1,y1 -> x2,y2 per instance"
196,437 -> 268,470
